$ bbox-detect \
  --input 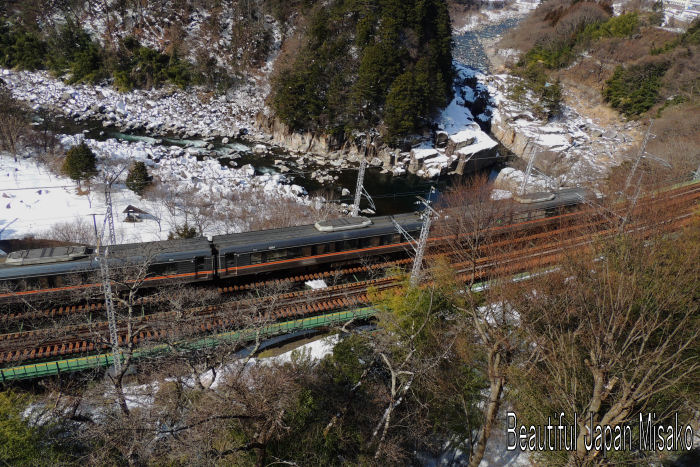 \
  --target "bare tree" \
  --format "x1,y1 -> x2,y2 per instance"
506,211 -> 699,465
0,87 -> 29,159
40,217 -> 95,244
